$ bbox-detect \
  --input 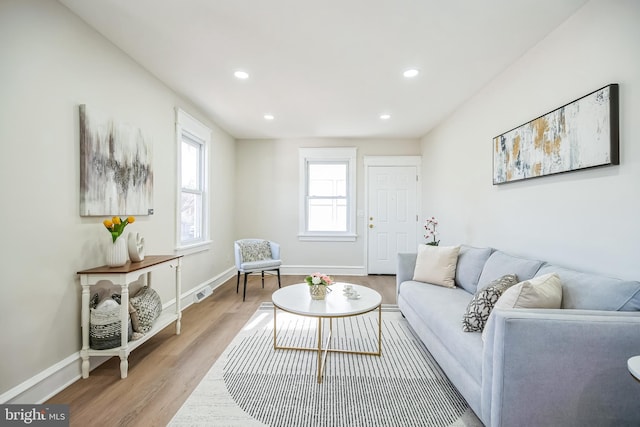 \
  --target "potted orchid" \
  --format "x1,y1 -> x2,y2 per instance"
424,216 -> 440,246
305,272 -> 334,300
